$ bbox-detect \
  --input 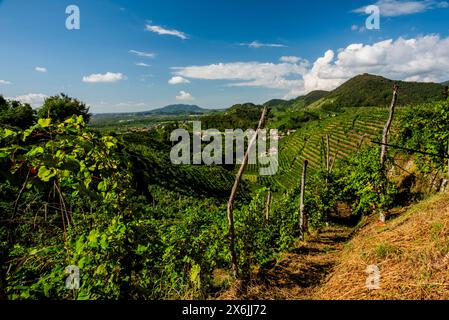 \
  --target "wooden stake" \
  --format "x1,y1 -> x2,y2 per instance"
380,85 -> 399,167
326,134 -> 330,173
446,138 -> 449,184
357,134 -> 367,153
265,188 -> 272,221
227,106 -> 268,278
329,149 -> 339,174
299,159 -> 308,240
379,85 -> 399,222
